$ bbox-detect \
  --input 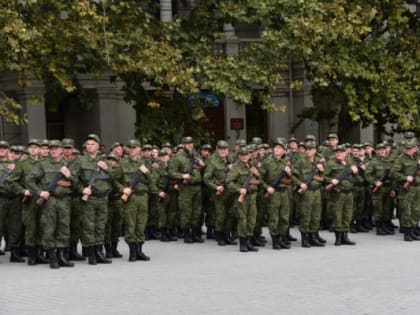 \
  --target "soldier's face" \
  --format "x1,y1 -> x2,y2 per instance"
238,153 -> 250,163
63,147 -> 73,157
217,147 -> 229,158
49,146 -> 63,160
40,146 -> 49,157
184,142 -> 193,152
305,148 -> 316,158
273,145 -> 285,157
112,146 -> 123,158
335,150 -> 347,161
85,140 -> 99,154
288,141 -> 297,150
0,147 -> 8,159
329,138 -> 338,147
376,148 -> 387,158
128,146 -> 140,158
27,144 -> 40,157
